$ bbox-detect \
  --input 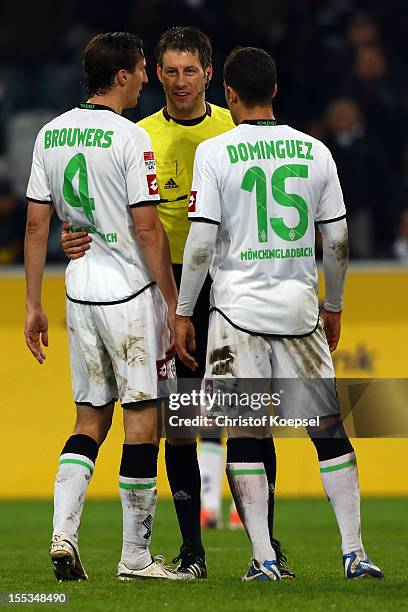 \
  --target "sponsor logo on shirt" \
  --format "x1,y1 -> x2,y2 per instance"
189,191 -> 197,213
147,174 -> 158,196
164,177 -> 179,189
144,151 -> 156,172
156,359 -> 168,380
